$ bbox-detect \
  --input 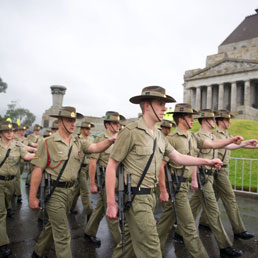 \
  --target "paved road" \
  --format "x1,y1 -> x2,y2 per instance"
6,170 -> 258,258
